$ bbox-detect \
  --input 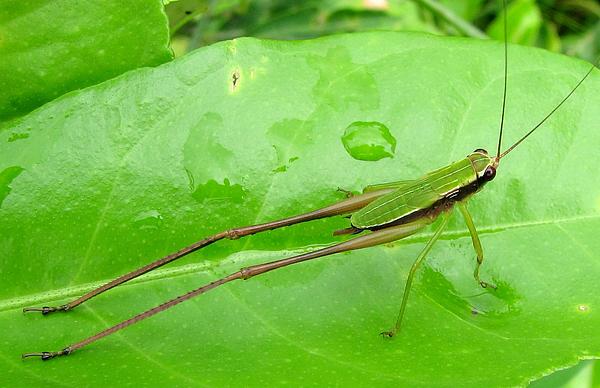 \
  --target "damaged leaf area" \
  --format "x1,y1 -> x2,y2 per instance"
1,32 -> 599,386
